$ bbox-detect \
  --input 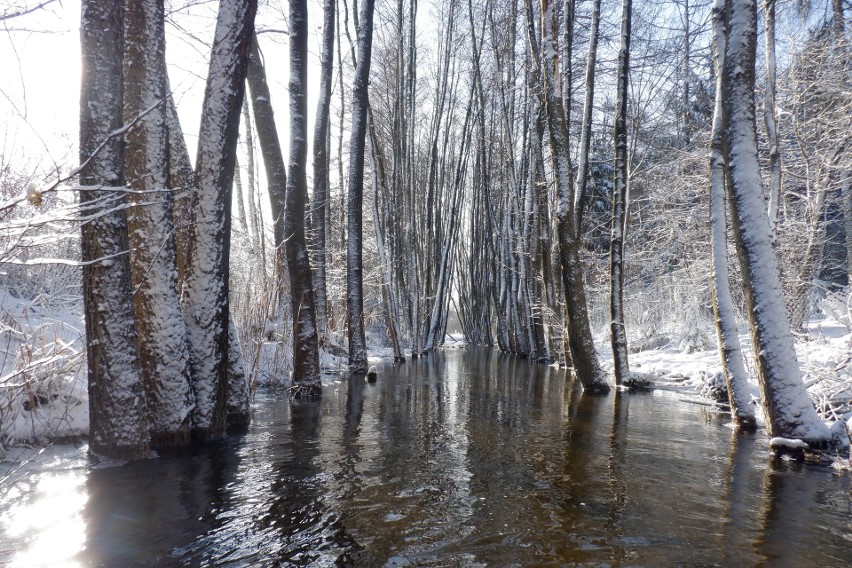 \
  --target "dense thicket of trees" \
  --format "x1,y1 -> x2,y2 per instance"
62,0 -> 852,455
